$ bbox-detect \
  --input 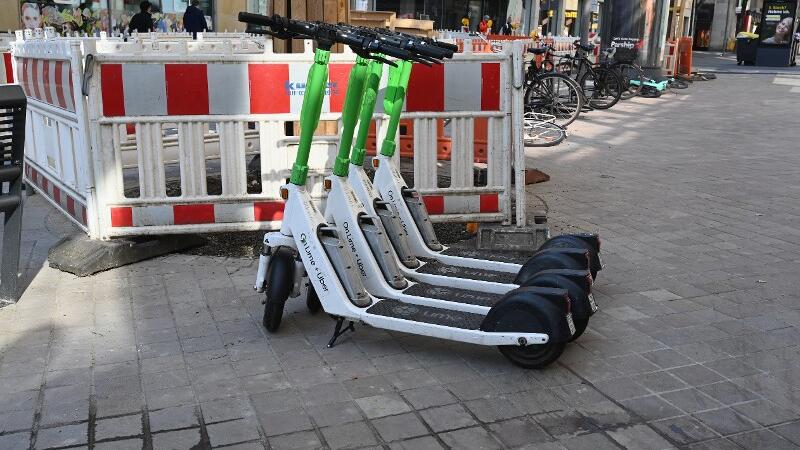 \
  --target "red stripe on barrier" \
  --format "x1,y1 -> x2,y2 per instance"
3,53 -> 12,83
481,63 -> 501,111
479,194 -> 499,213
254,201 -> 285,221
82,208 -> 87,225
31,59 -> 42,101
110,207 -> 133,227
53,185 -> 61,205
67,68 -> 73,110
66,196 -> 75,216
173,204 -> 215,225
328,63 -> 351,113
54,61 -> 68,109
30,166 -> 38,183
406,64 -> 444,112
42,60 -> 53,104
422,195 -> 445,215
101,64 -> 126,116
248,64 -> 290,114
165,64 -> 209,115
